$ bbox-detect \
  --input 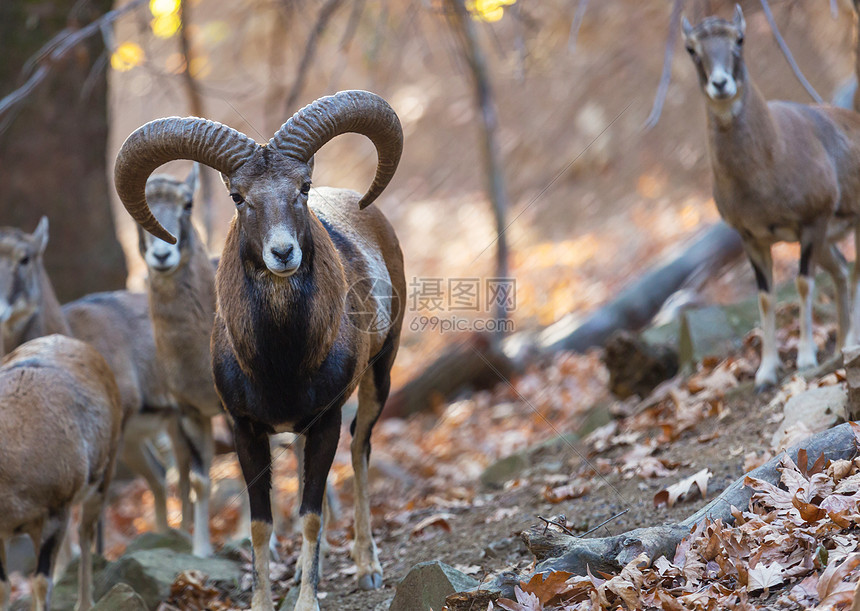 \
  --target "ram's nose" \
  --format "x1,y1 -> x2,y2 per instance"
263,238 -> 302,277
270,244 -> 294,266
